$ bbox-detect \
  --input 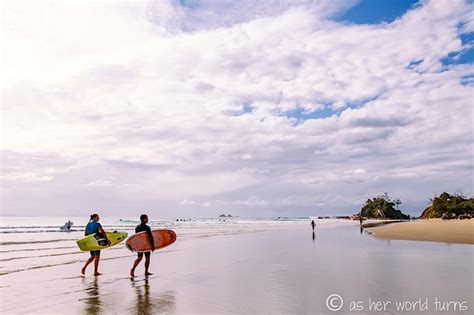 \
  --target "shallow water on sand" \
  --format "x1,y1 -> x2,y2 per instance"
1,221 -> 473,314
